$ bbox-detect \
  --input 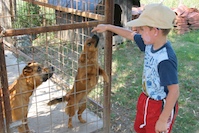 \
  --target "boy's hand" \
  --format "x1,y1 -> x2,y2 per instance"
155,118 -> 167,133
91,24 -> 108,33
